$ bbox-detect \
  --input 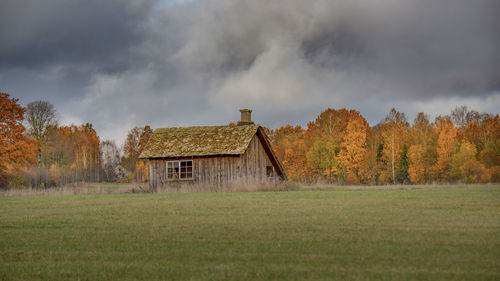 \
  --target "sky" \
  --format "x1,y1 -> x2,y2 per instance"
1,0 -> 499,148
